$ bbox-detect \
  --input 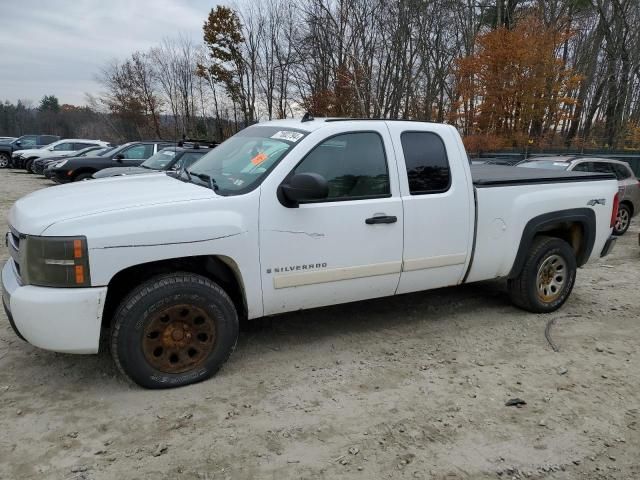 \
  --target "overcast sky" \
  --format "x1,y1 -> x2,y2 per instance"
0,0 -> 218,106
